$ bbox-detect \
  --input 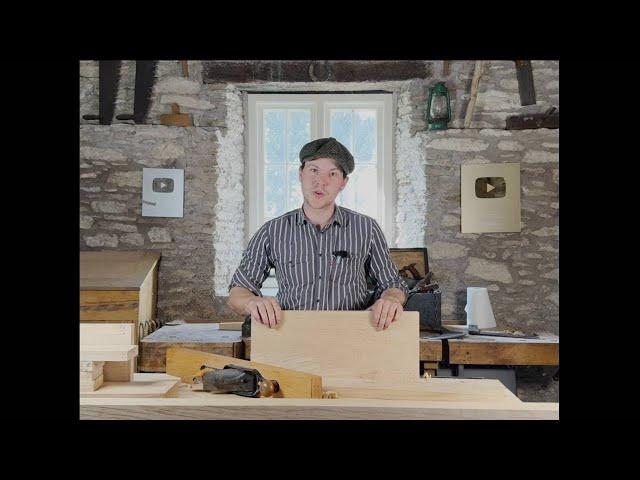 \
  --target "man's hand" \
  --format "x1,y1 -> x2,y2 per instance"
368,295 -> 404,331
246,296 -> 282,328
